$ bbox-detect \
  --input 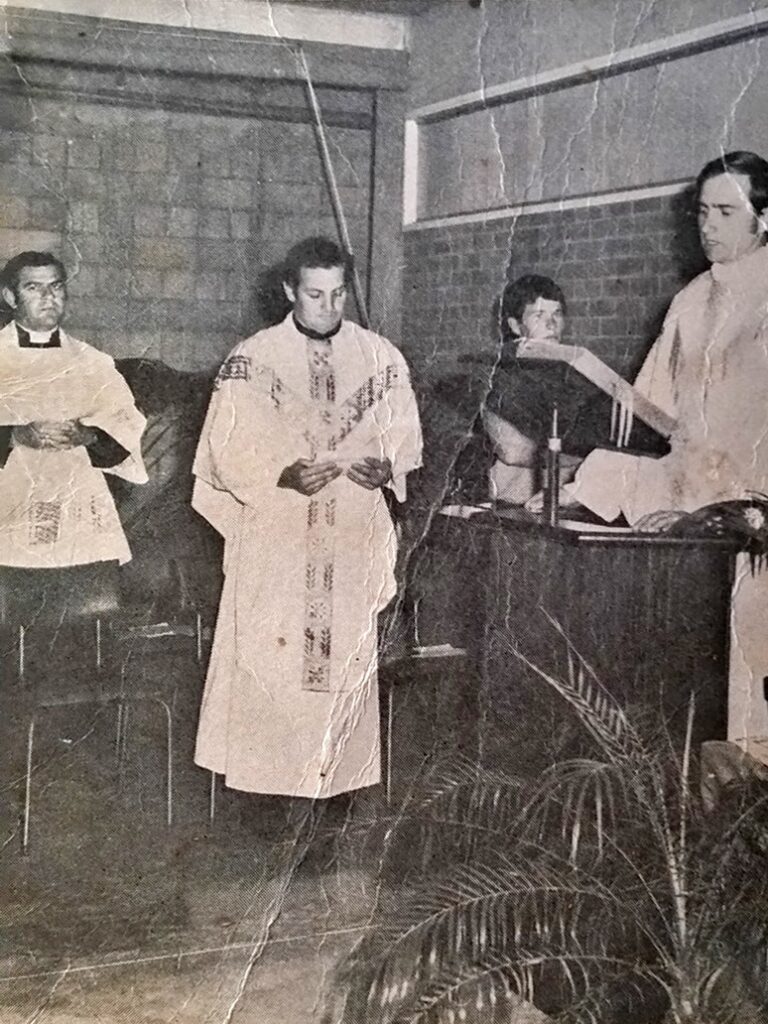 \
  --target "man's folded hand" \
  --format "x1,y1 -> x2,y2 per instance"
12,419 -> 89,451
278,457 -> 342,496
